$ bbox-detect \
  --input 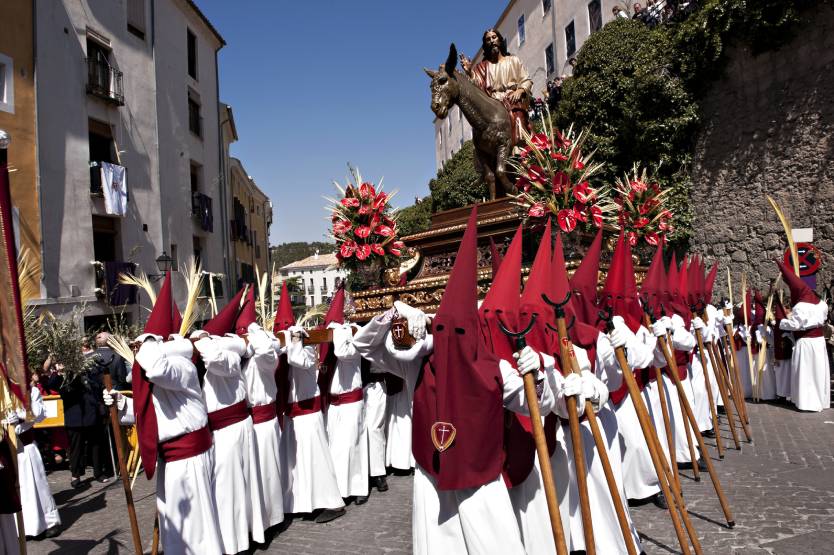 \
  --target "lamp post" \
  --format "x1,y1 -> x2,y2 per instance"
149,251 -> 173,281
